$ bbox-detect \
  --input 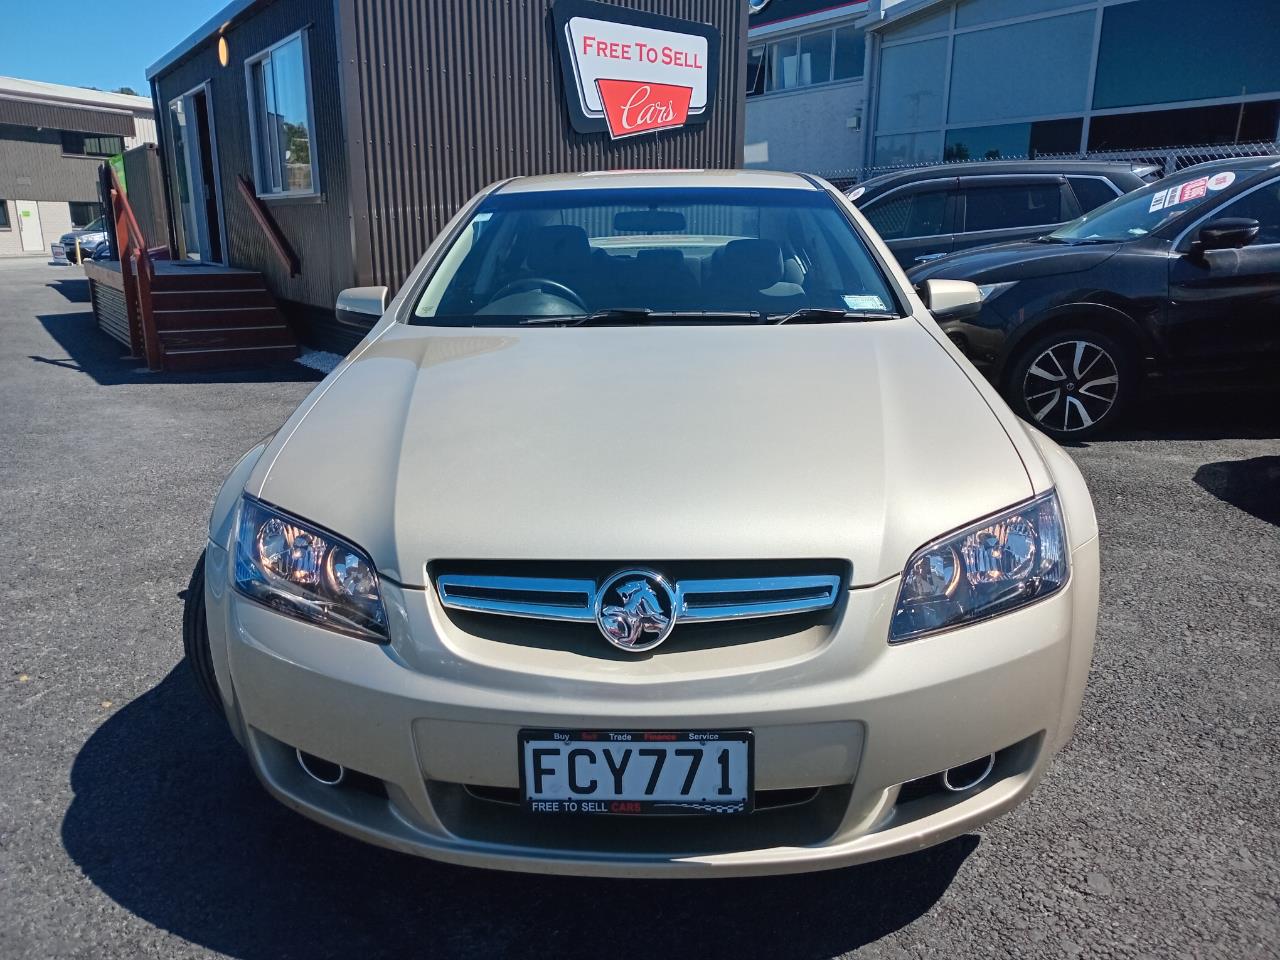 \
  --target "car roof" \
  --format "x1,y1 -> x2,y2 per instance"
499,169 -> 819,193
1166,154 -> 1280,176
854,159 -> 1150,193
